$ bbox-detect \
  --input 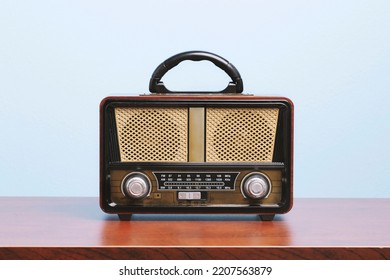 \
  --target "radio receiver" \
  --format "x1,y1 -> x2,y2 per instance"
100,51 -> 293,221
